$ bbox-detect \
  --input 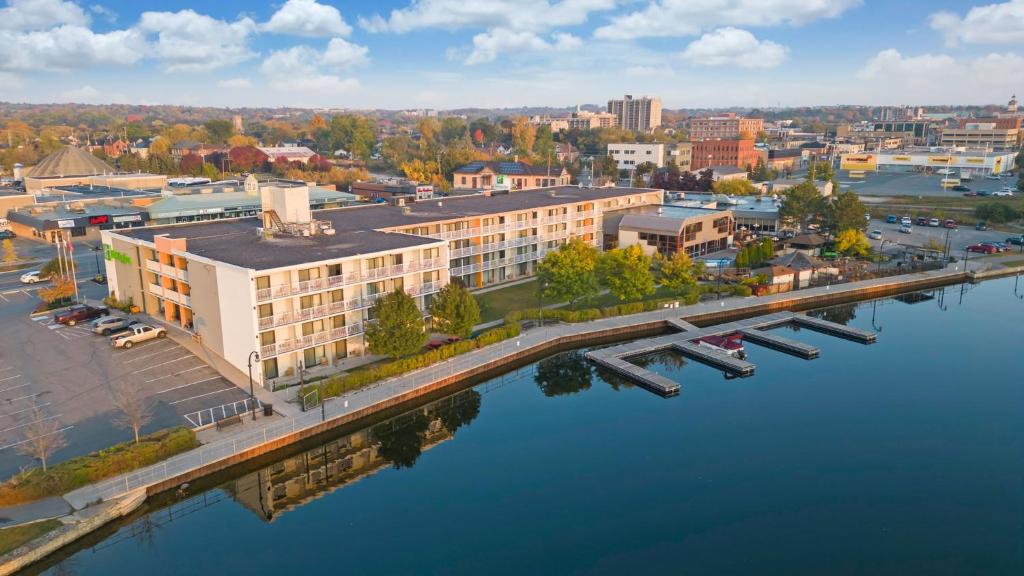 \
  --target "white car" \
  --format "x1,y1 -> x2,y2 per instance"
900,217 -> 912,226
992,188 -> 1015,197
20,270 -> 49,284
985,175 -> 1001,180
898,224 -> 912,234
868,230 -> 883,240
928,218 -> 941,227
